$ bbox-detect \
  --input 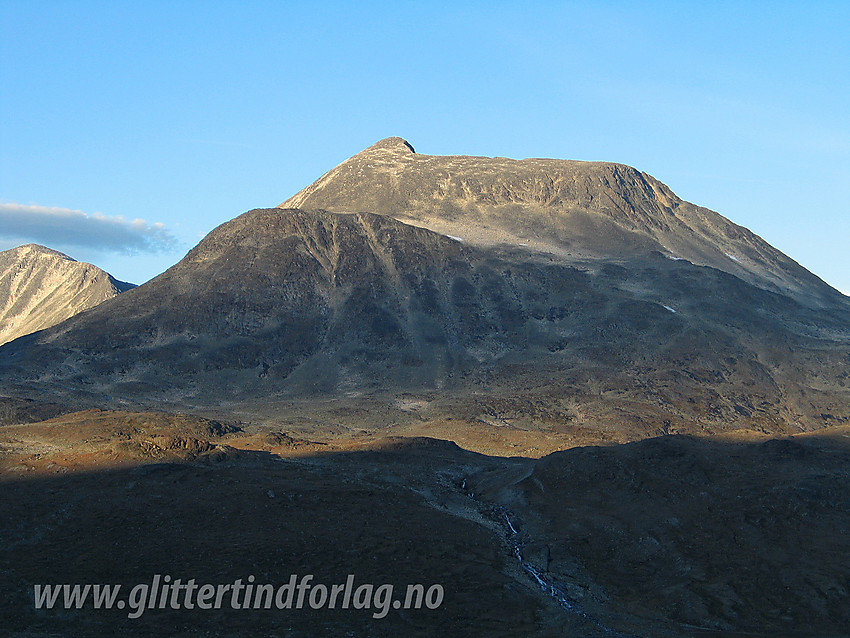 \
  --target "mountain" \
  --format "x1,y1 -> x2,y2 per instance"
0,244 -> 135,347
0,140 -> 848,448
